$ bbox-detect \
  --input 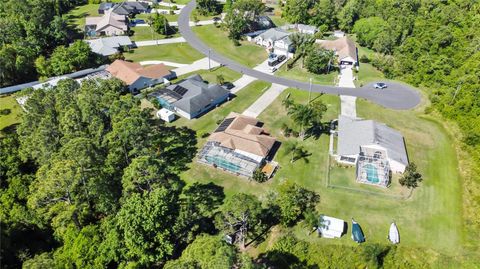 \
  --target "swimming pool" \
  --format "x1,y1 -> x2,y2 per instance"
363,164 -> 380,184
